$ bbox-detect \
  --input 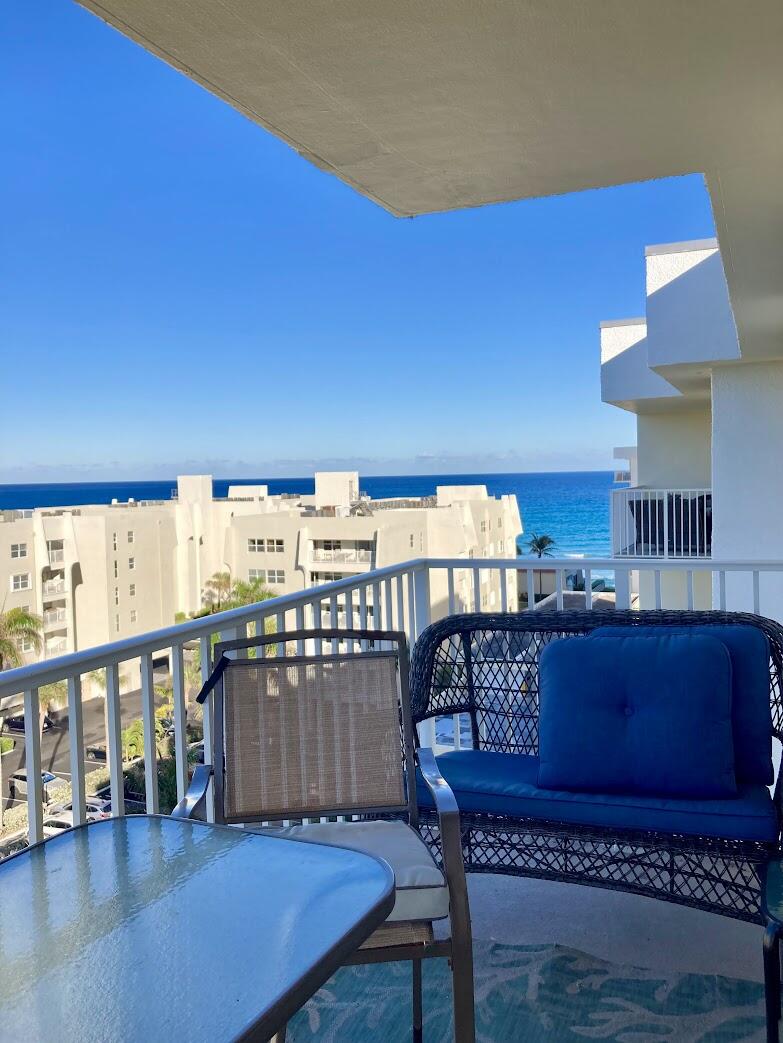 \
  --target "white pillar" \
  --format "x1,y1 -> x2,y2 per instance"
712,361 -> 783,620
